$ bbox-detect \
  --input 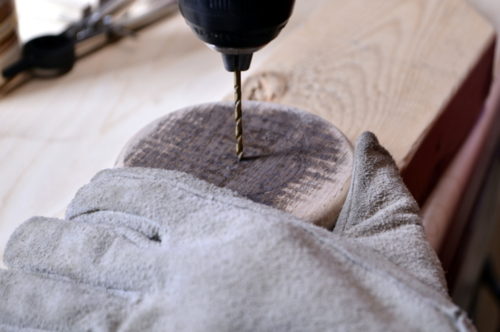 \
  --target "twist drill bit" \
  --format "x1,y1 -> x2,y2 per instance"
234,69 -> 244,161
178,0 -> 295,159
